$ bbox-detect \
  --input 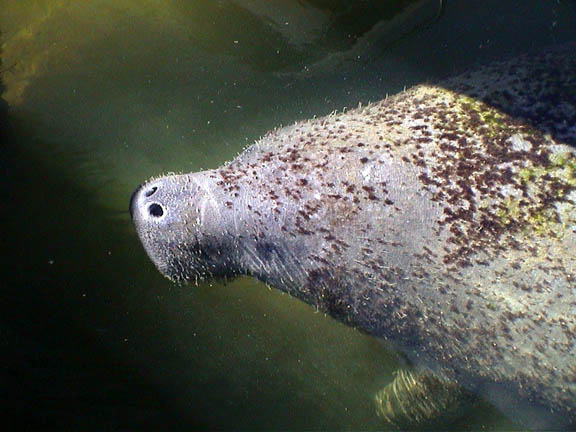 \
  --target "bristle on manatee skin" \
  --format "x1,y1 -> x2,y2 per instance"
131,44 -> 576,427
